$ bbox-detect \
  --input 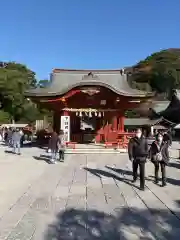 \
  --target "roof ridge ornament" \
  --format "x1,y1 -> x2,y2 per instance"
88,72 -> 93,76
82,72 -> 99,80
